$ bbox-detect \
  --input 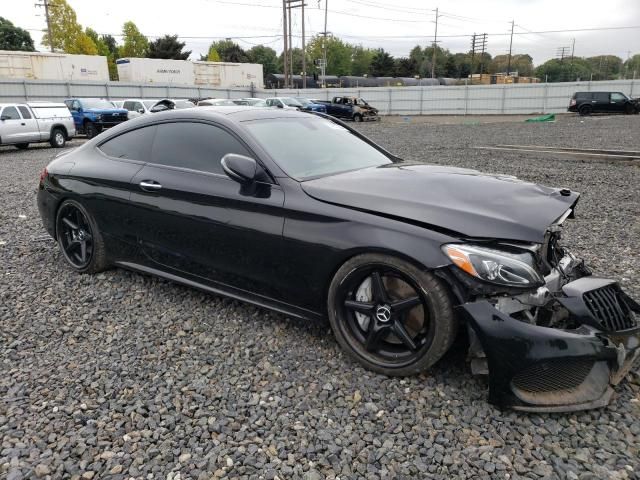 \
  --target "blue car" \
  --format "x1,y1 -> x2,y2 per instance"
64,98 -> 129,139
295,97 -> 328,113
